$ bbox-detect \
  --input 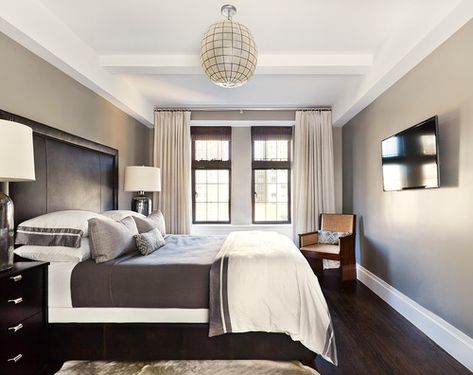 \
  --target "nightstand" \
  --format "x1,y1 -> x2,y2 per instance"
0,262 -> 49,375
